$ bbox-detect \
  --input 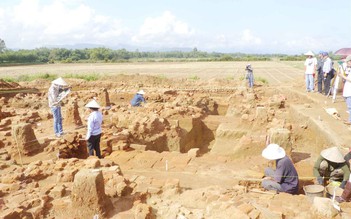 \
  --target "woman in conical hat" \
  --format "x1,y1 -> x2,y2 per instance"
48,77 -> 70,137
85,99 -> 103,159
313,146 -> 350,189
130,90 -> 146,107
